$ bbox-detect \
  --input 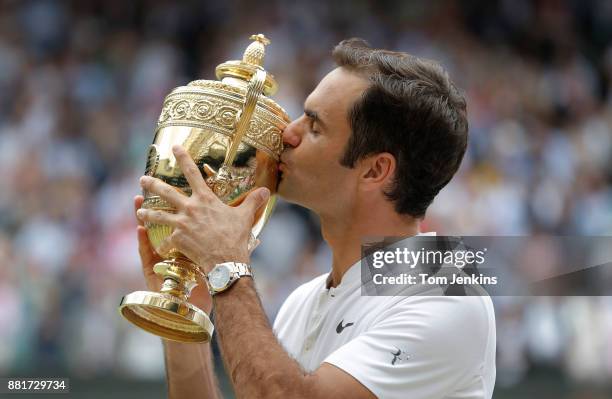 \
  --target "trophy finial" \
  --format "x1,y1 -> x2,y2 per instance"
243,34 -> 270,67
250,33 -> 270,45
213,33 -> 278,95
